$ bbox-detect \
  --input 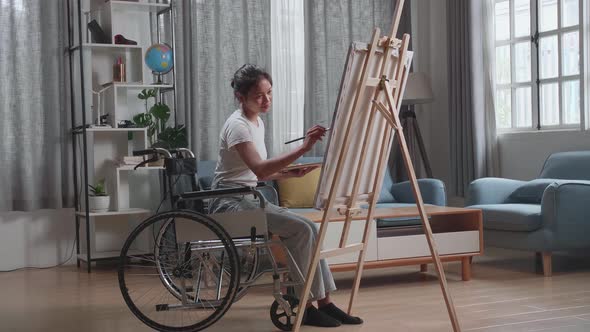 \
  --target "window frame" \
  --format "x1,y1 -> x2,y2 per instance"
494,0 -> 585,133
